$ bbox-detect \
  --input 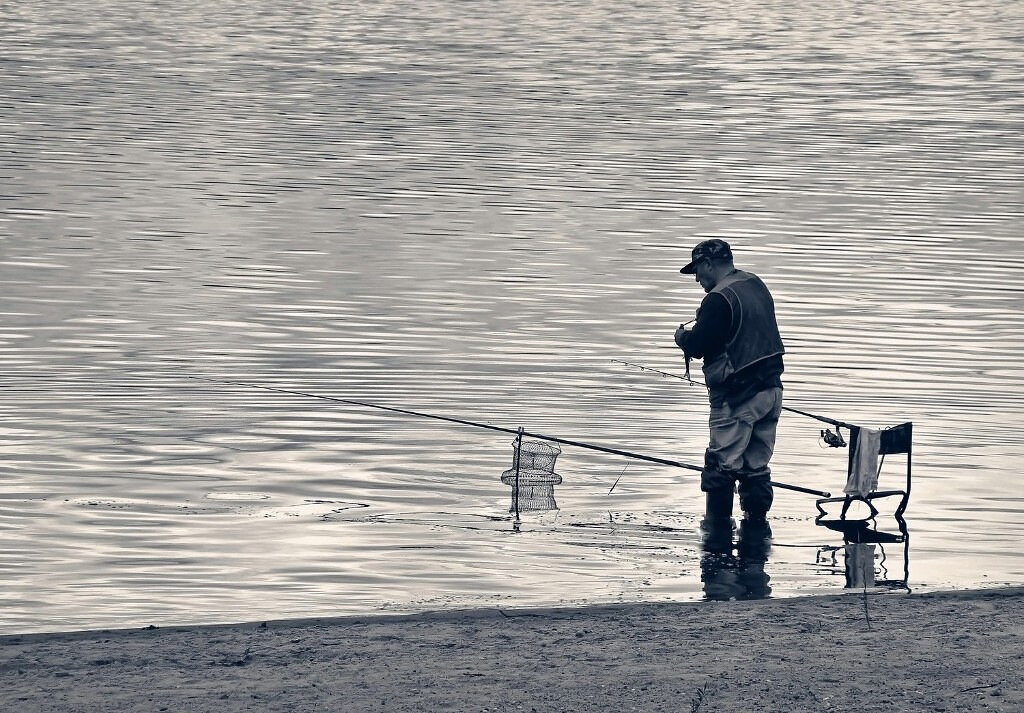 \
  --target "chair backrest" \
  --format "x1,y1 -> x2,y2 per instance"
847,422 -> 913,473
879,422 -> 913,455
